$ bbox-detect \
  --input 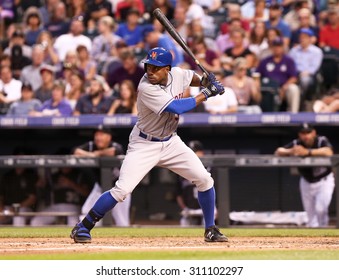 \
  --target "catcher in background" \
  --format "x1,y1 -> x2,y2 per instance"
275,123 -> 335,227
